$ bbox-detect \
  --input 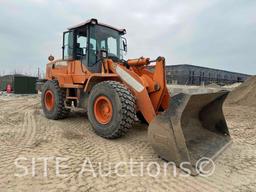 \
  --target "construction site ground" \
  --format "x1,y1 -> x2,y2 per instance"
0,83 -> 256,191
